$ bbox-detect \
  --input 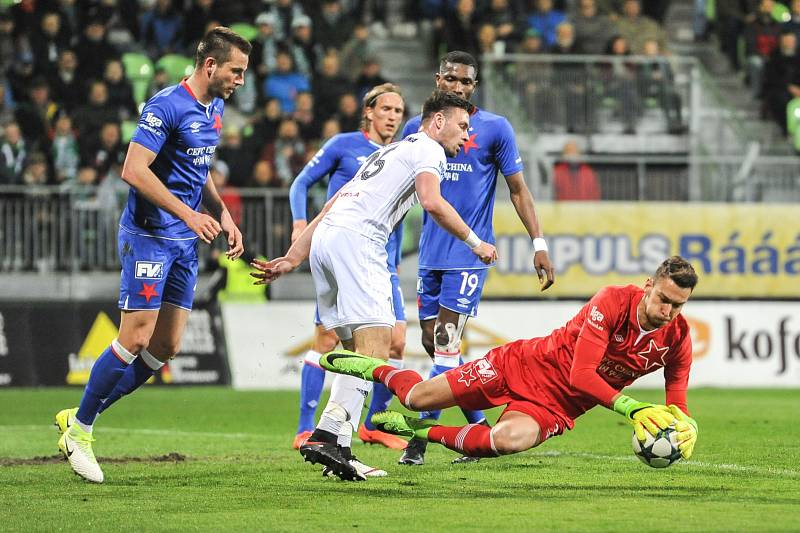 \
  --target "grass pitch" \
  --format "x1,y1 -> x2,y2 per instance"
1,387 -> 798,532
